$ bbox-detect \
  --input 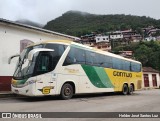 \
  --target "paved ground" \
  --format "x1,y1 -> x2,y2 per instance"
0,89 -> 160,121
